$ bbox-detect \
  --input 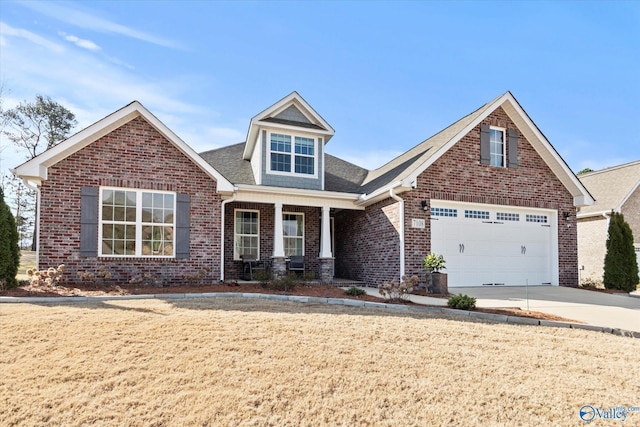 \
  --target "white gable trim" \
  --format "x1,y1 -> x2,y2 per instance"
243,91 -> 335,160
401,92 -> 595,208
12,101 -> 234,193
